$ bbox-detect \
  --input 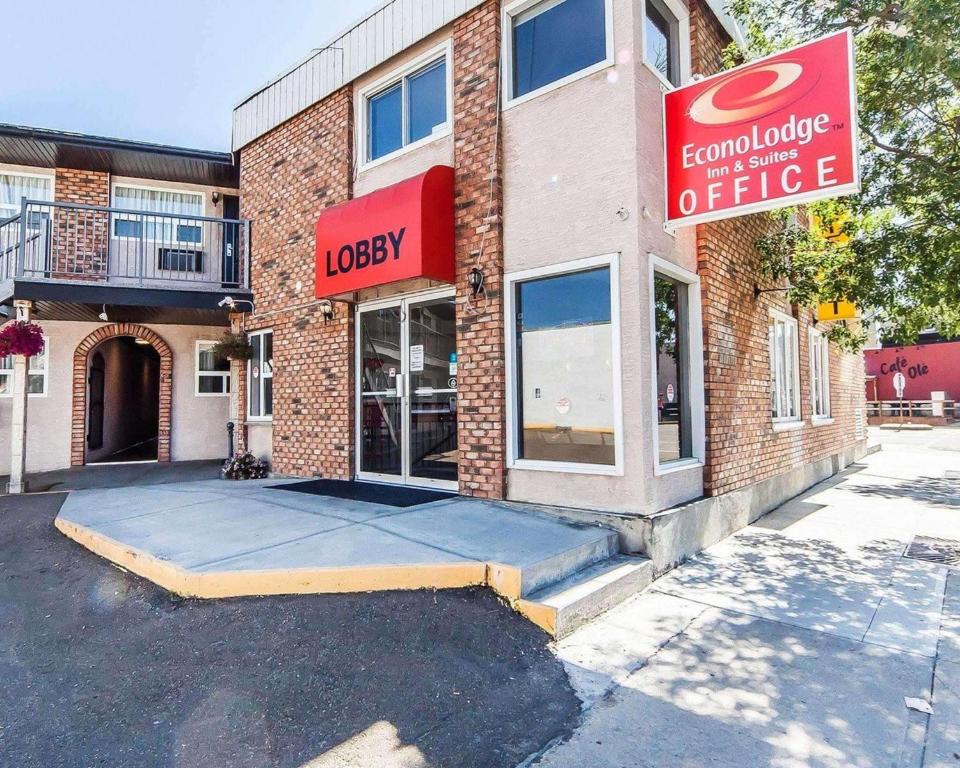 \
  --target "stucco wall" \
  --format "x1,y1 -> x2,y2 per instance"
502,0 -> 703,513
0,320 -> 229,474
